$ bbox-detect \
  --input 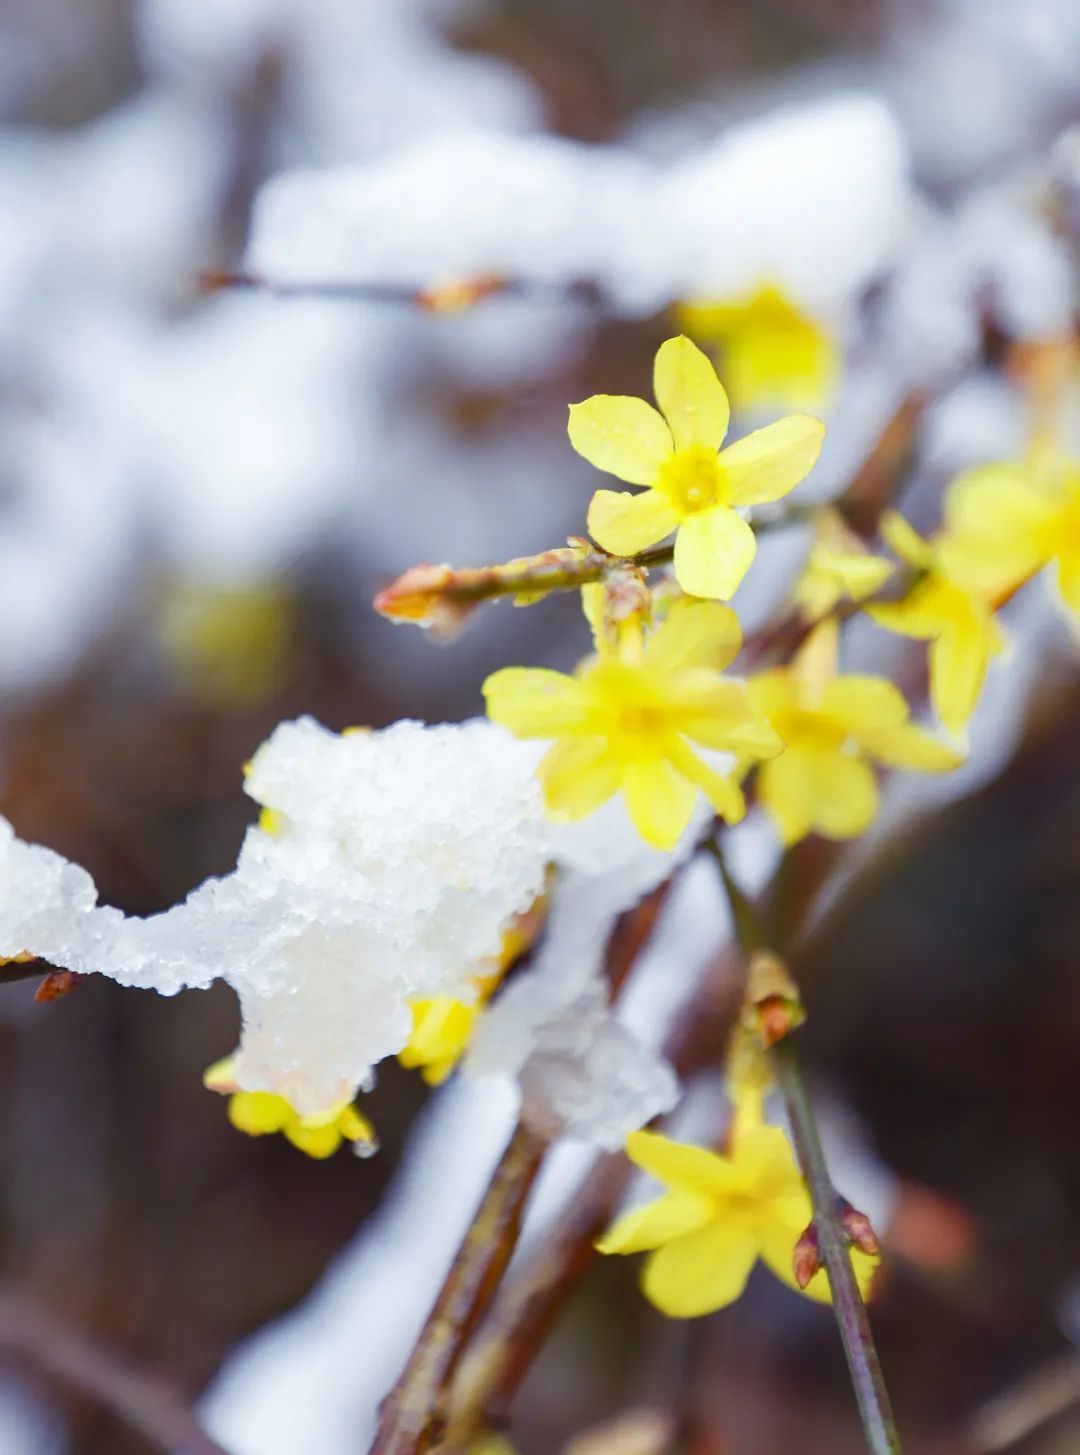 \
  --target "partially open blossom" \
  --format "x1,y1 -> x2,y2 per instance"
204,1058 -> 377,1160
597,1123 -> 877,1316
679,284 -> 838,413
792,508 -> 894,622
867,511 -> 1005,736
941,454 -> 1080,634
571,336 -> 825,599
749,622 -> 962,845
484,599 -> 782,851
